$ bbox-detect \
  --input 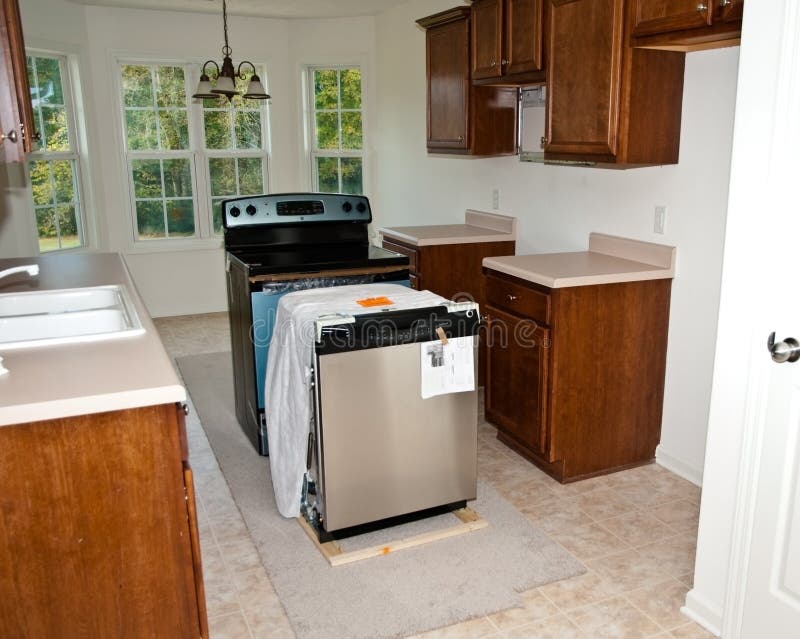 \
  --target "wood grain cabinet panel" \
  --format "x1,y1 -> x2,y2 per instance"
418,6 -> 518,156
0,404 -> 209,638
0,0 -> 36,162
471,0 -> 546,85
544,0 -> 686,166
630,0 -> 743,50
483,268 -> 672,482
